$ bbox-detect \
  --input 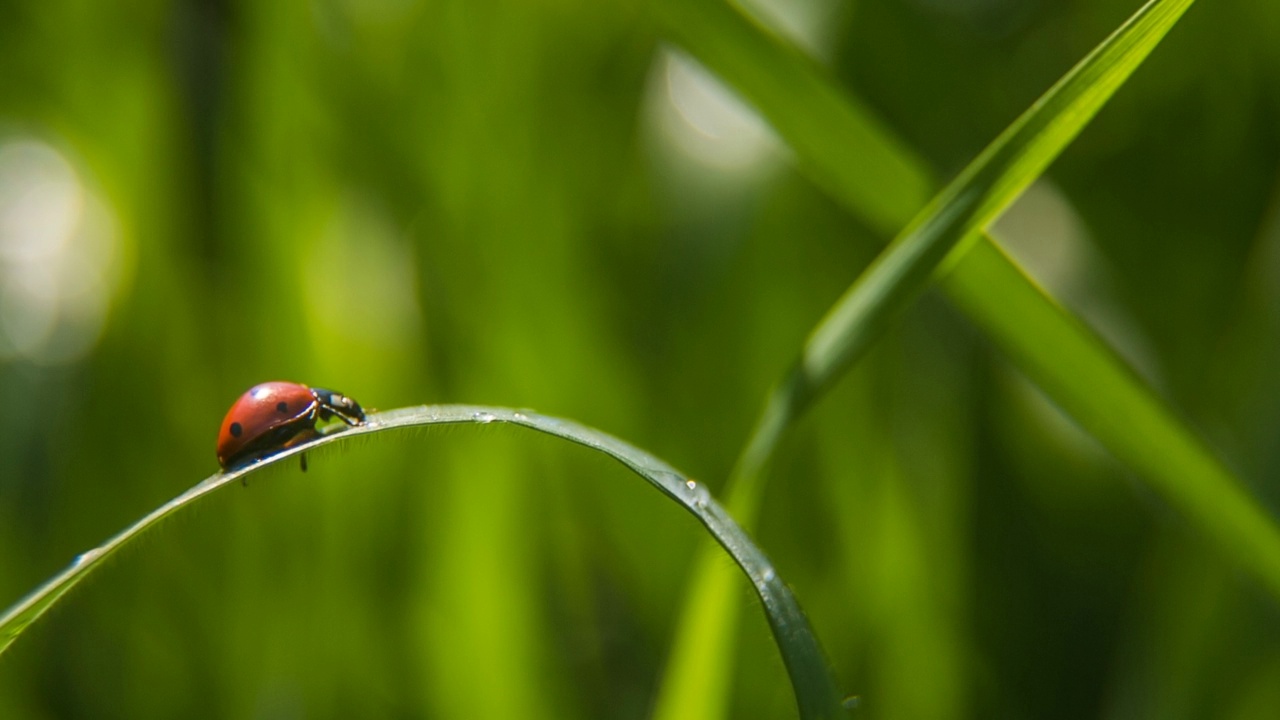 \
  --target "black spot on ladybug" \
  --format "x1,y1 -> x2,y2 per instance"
230,422 -> 243,437
277,402 -> 289,413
